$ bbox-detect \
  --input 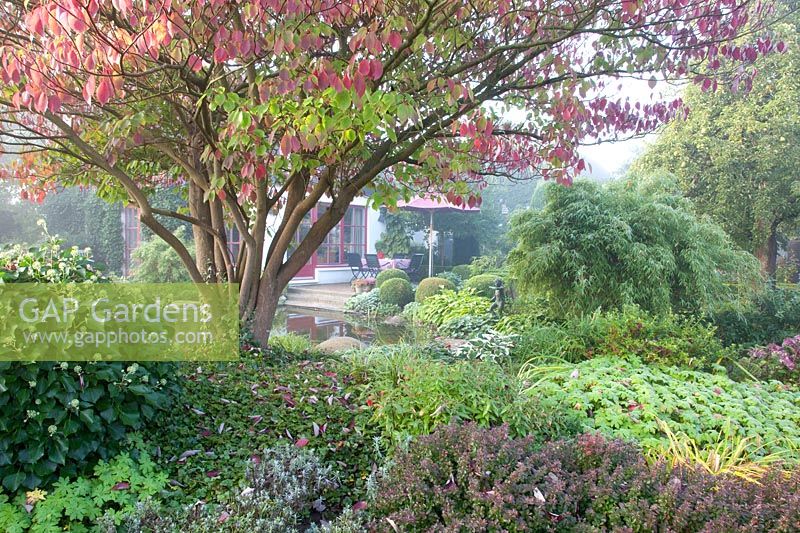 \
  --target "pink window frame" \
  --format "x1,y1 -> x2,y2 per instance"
315,204 -> 367,267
